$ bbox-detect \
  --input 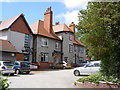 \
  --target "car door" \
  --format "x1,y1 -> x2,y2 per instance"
80,64 -> 94,75
91,63 -> 100,73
